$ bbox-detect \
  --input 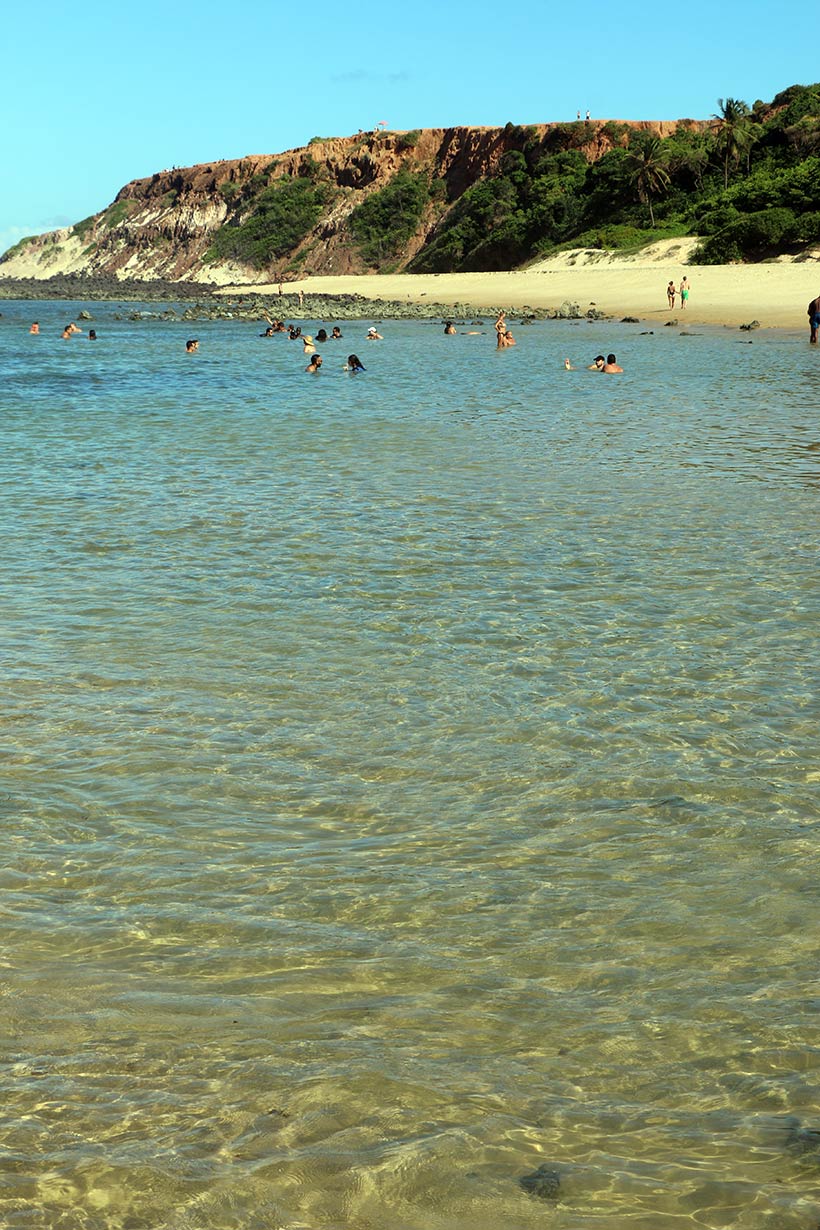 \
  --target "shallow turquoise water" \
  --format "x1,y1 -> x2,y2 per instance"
1,303 -> 819,1229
